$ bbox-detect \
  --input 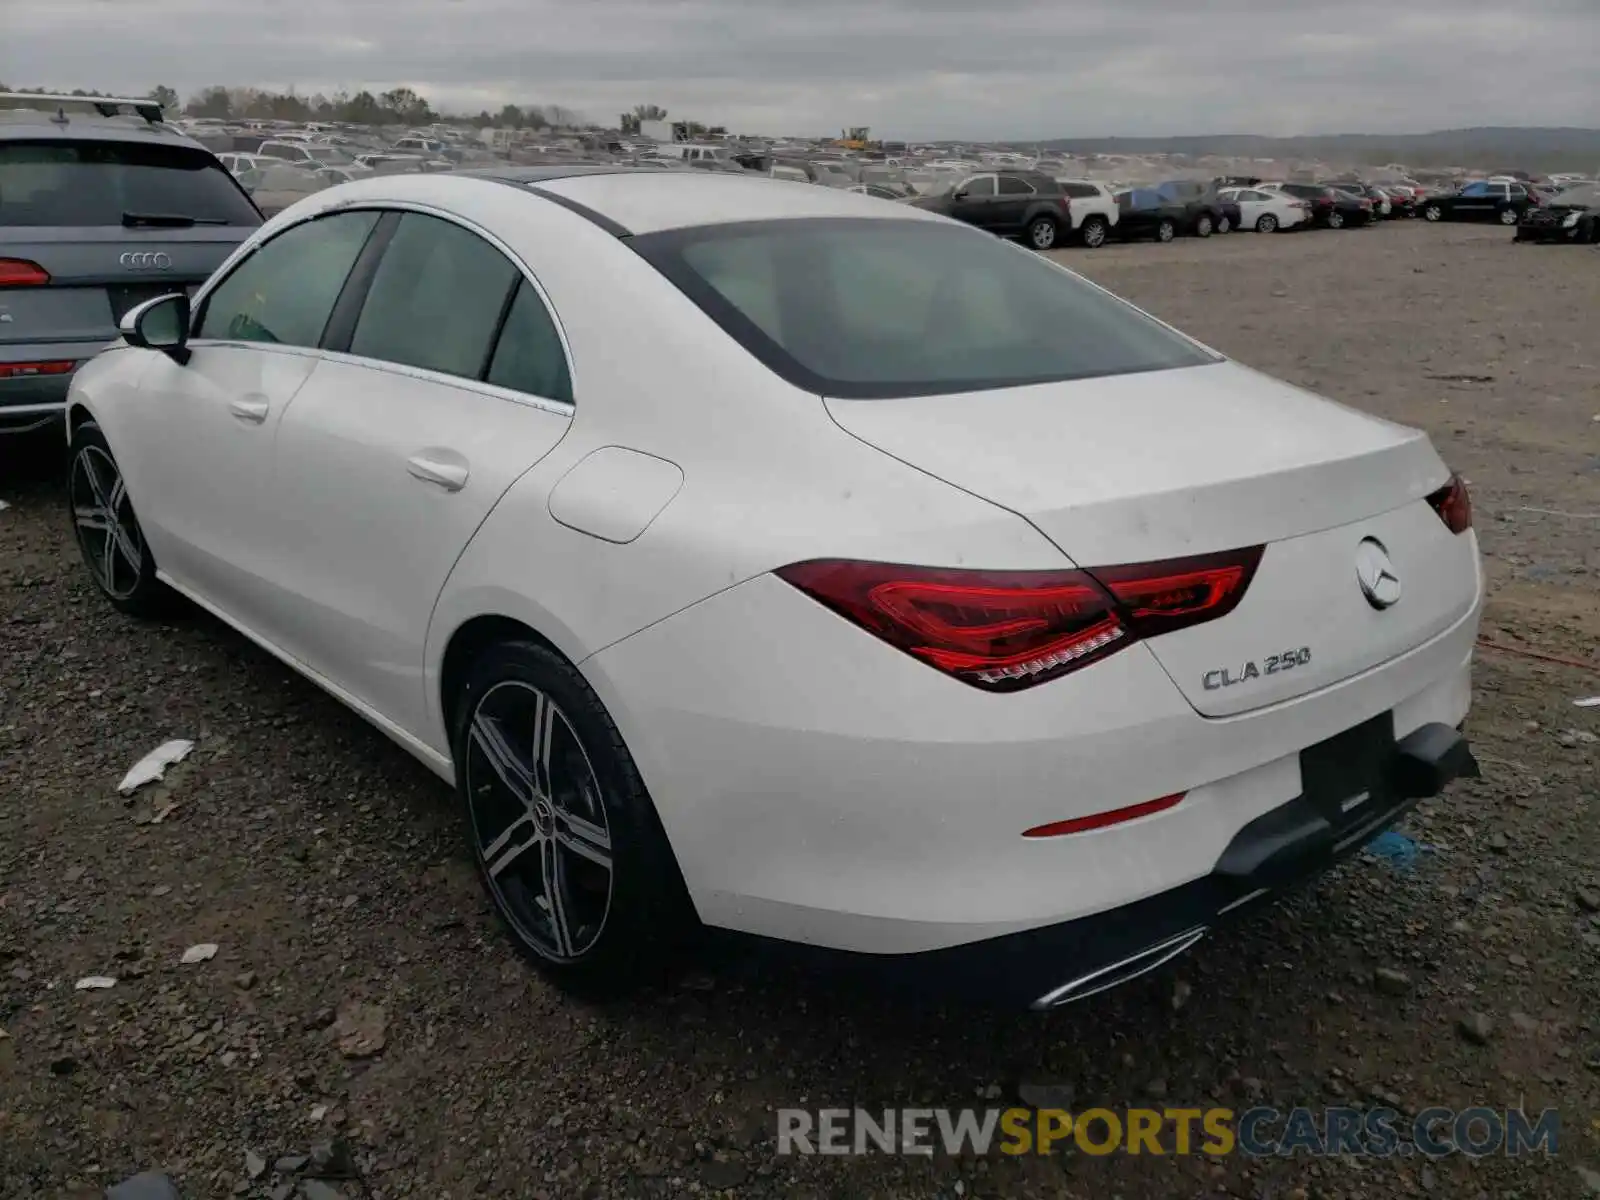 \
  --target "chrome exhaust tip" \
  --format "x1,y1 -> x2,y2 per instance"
1030,925 -> 1208,1010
